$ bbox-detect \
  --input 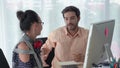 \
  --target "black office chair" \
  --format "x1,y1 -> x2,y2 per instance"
37,37 -> 54,68
0,48 -> 10,68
